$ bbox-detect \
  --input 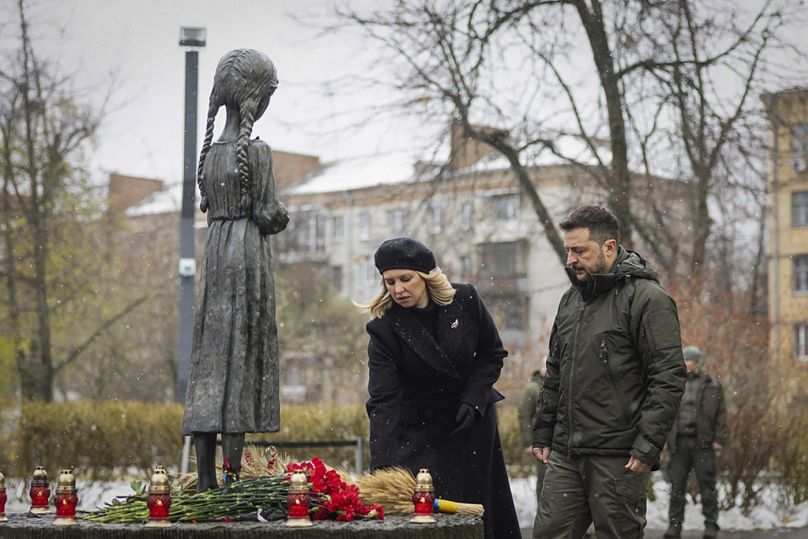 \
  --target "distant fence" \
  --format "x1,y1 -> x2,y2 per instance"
215,437 -> 364,473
